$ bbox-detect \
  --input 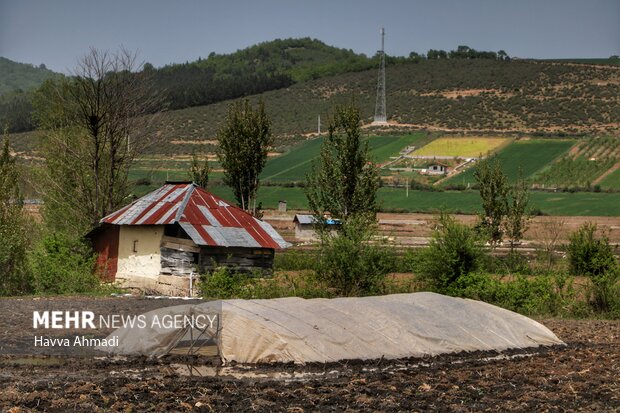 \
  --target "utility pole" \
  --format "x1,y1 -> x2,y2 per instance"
373,28 -> 387,125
